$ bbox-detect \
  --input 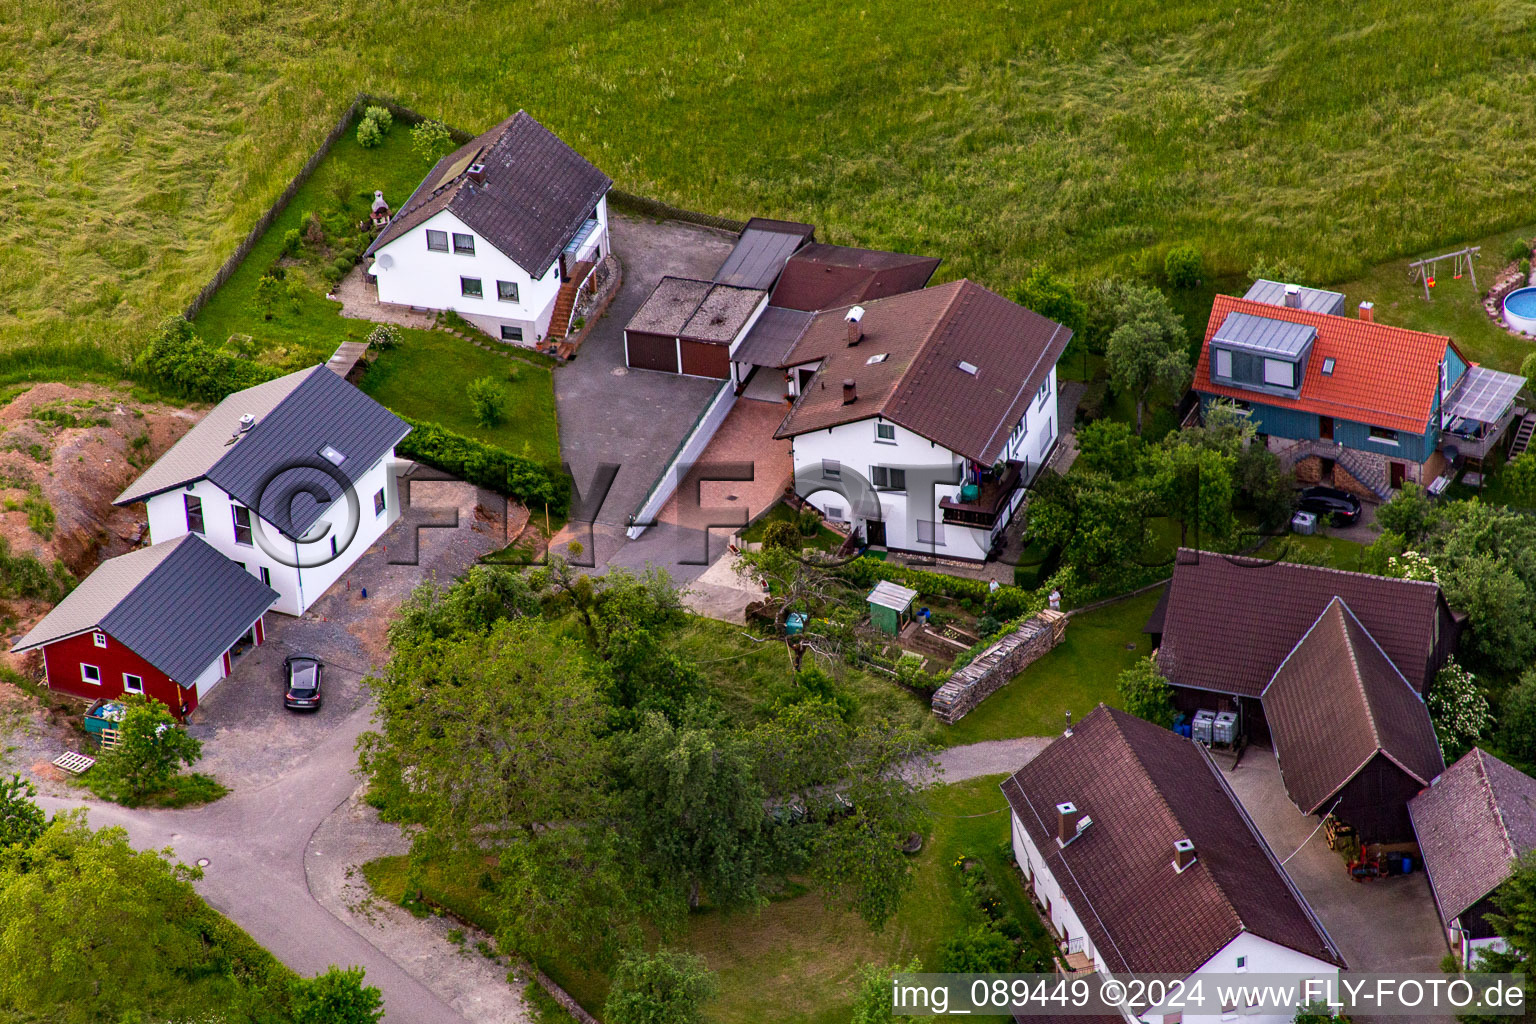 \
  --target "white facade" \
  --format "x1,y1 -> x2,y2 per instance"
1010,811 -> 1342,1024
788,365 -> 1057,561
368,196 -> 609,346
144,452 -> 402,616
